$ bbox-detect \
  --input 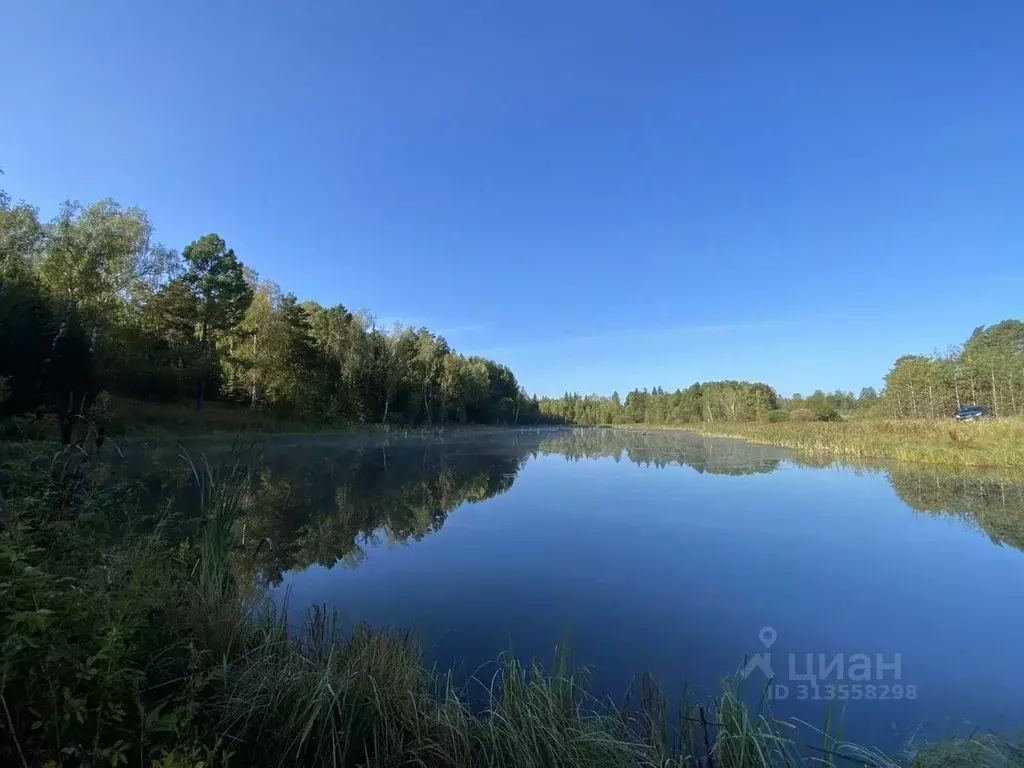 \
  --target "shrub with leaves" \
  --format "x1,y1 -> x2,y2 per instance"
0,448 -> 189,766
